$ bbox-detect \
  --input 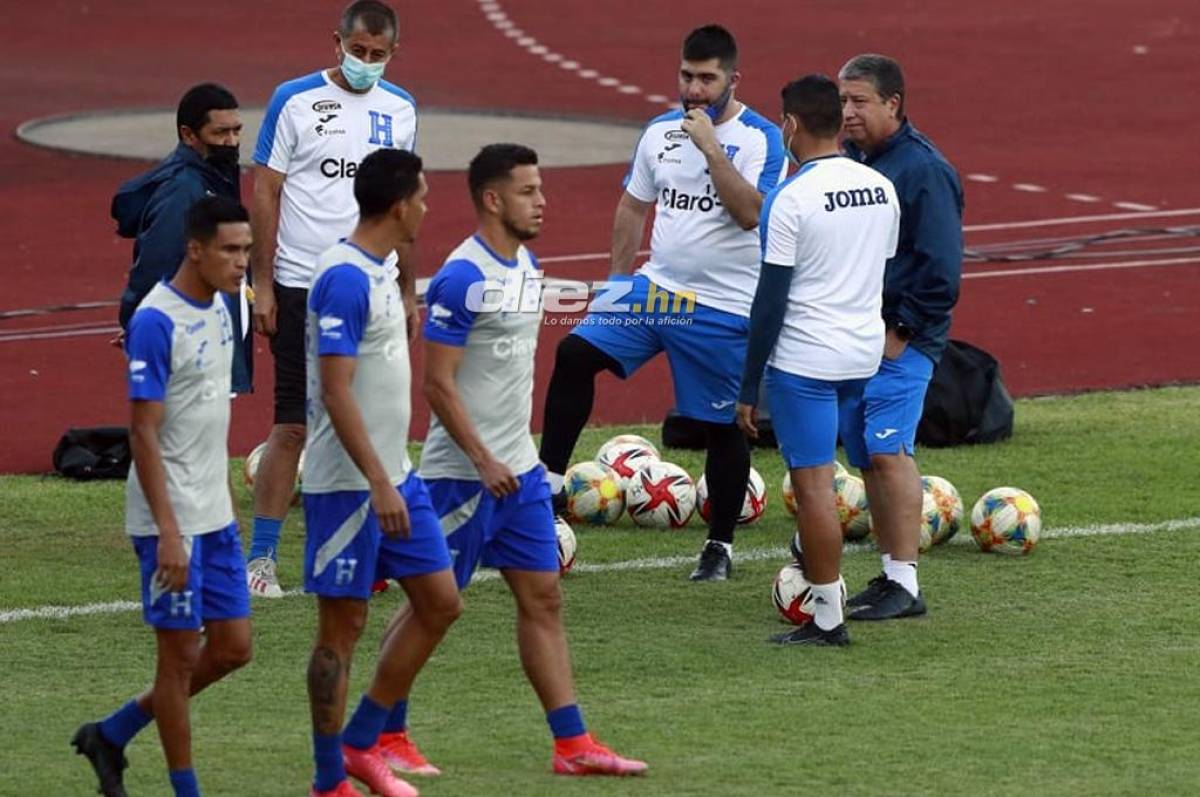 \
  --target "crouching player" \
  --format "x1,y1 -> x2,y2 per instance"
736,76 -> 900,645
73,196 -> 255,797
417,144 -> 647,775
302,148 -> 462,797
